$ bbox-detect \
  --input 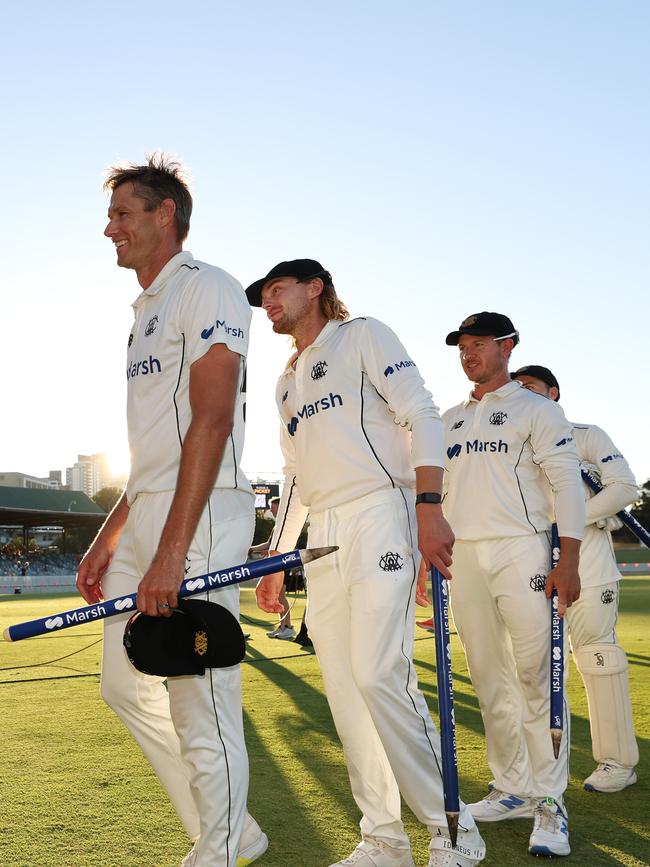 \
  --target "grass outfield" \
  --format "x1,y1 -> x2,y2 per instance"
0,581 -> 648,867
